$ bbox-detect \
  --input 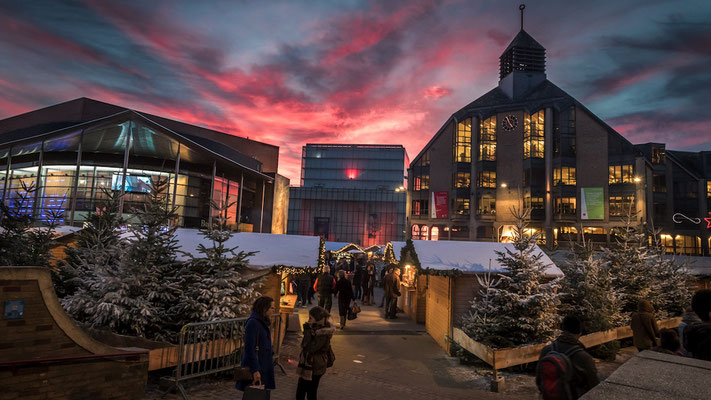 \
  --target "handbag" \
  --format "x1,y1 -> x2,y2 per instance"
234,366 -> 253,382
350,301 -> 361,315
243,385 -> 270,400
